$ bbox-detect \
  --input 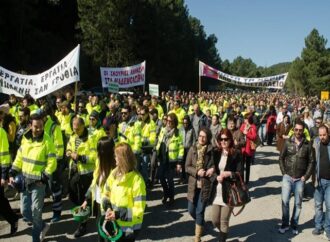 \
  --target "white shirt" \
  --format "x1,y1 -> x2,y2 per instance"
213,152 -> 228,206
